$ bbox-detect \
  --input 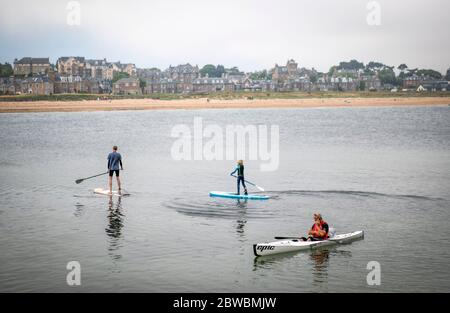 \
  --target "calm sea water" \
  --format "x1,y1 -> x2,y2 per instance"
0,105 -> 449,292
